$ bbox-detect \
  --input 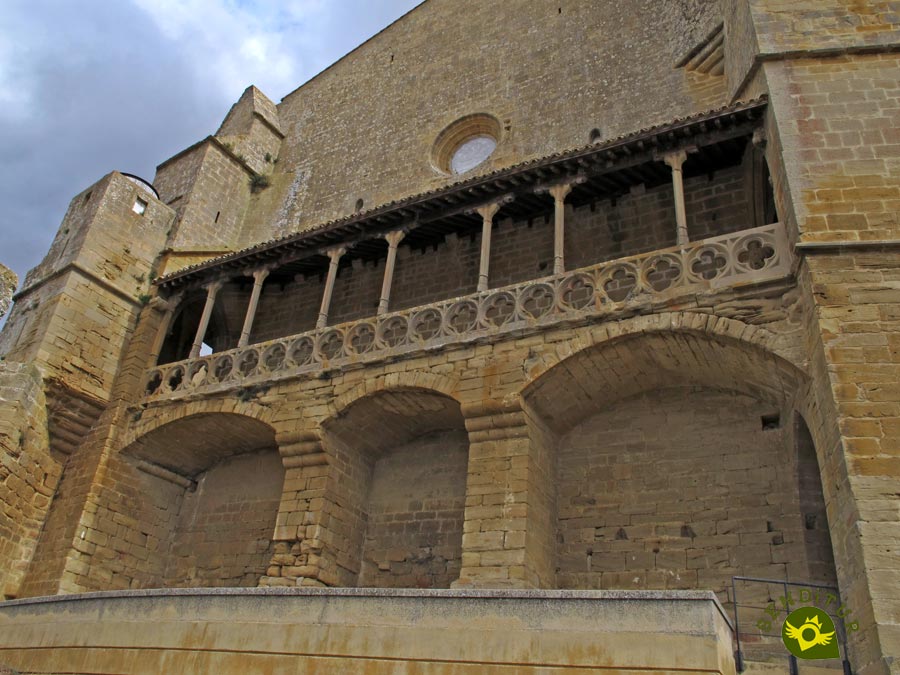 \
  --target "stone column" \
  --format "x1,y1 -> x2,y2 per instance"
455,400 -> 556,590
147,293 -> 182,367
549,184 -> 573,275
377,230 -> 406,315
260,429 -> 333,588
317,246 -> 347,329
664,150 -> 690,246
189,280 -> 223,359
476,203 -> 501,292
238,268 -> 271,347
